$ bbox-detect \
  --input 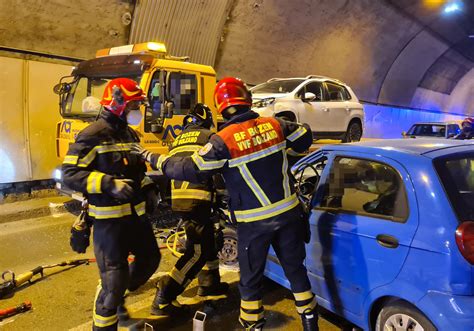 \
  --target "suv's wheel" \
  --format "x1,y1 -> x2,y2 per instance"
218,227 -> 239,269
342,120 -> 362,143
375,301 -> 436,331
